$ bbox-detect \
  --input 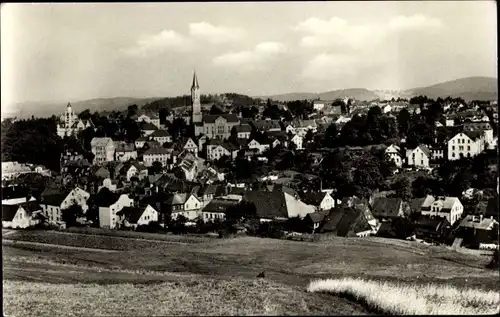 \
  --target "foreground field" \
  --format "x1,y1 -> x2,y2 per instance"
308,278 -> 500,315
3,229 -> 499,315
